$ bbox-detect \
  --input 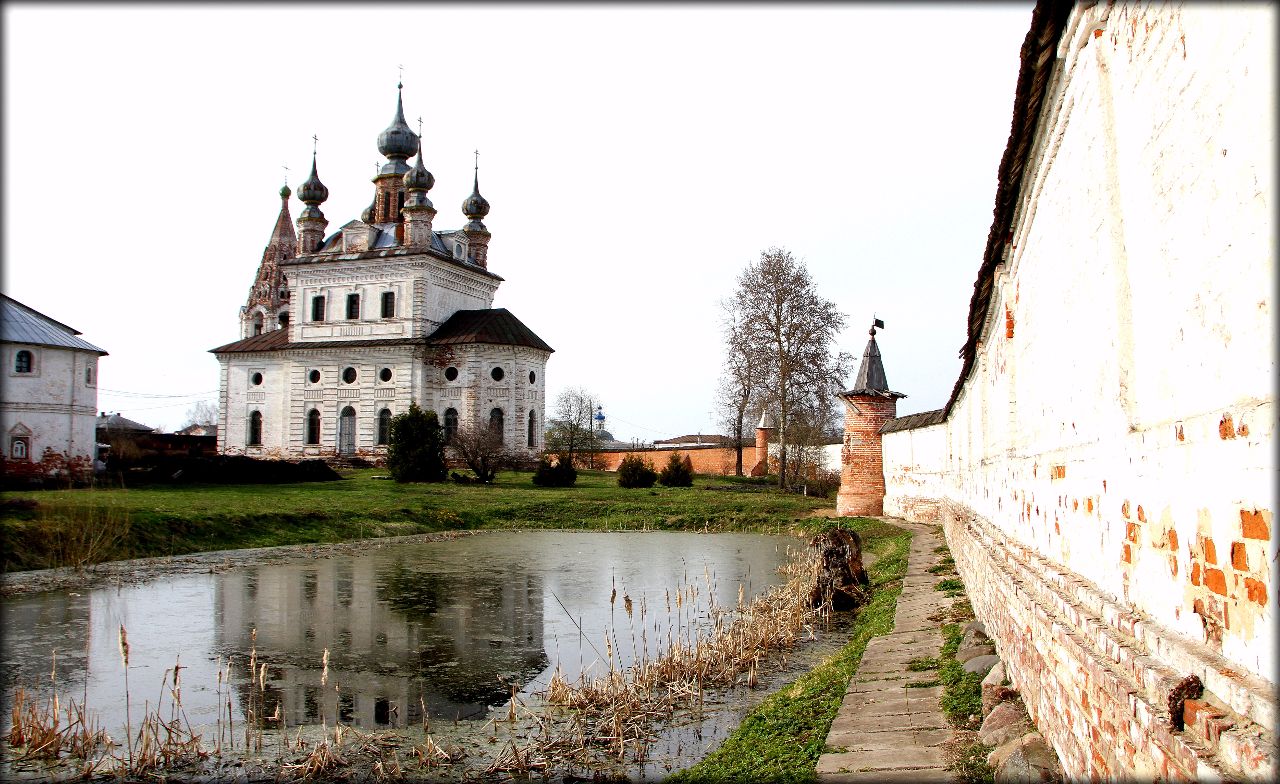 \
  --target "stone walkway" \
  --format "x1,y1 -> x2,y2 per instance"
816,518 -> 958,783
